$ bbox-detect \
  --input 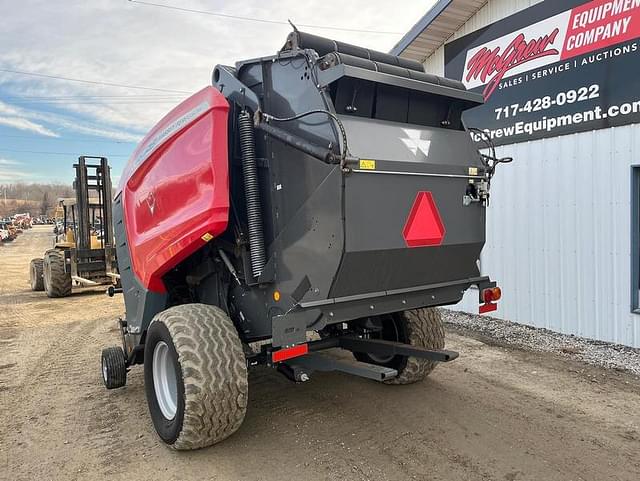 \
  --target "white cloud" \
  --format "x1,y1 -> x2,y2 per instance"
0,115 -> 59,137
0,158 -> 22,165
0,100 -> 142,142
28,109 -> 143,142
0,0 -> 433,137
